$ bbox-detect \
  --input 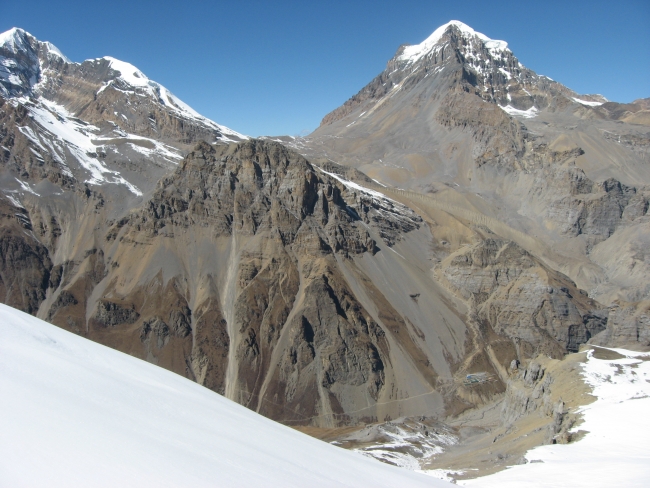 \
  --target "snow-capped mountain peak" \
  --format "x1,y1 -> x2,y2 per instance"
1,27 -> 247,200
99,56 -> 247,141
399,20 -> 509,65
0,27 -> 246,140
1,27 -> 72,97
0,27 -> 33,55
318,19 -> 602,134
382,20 -> 591,118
